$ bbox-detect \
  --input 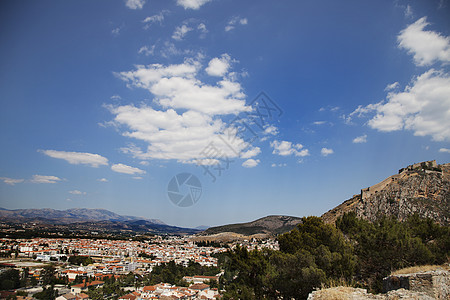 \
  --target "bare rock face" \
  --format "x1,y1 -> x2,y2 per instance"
307,287 -> 434,299
322,161 -> 450,225
383,270 -> 449,299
